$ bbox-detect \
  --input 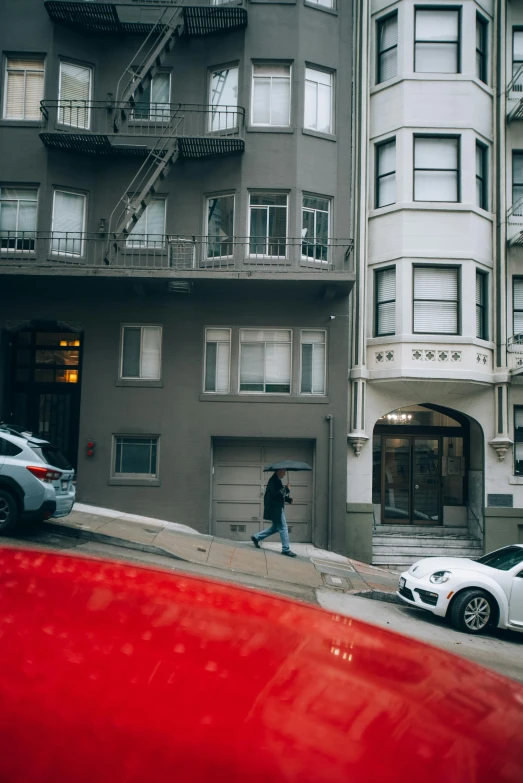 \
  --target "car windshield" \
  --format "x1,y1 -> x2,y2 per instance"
477,546 -> 523,571
33,446 -> 73,471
